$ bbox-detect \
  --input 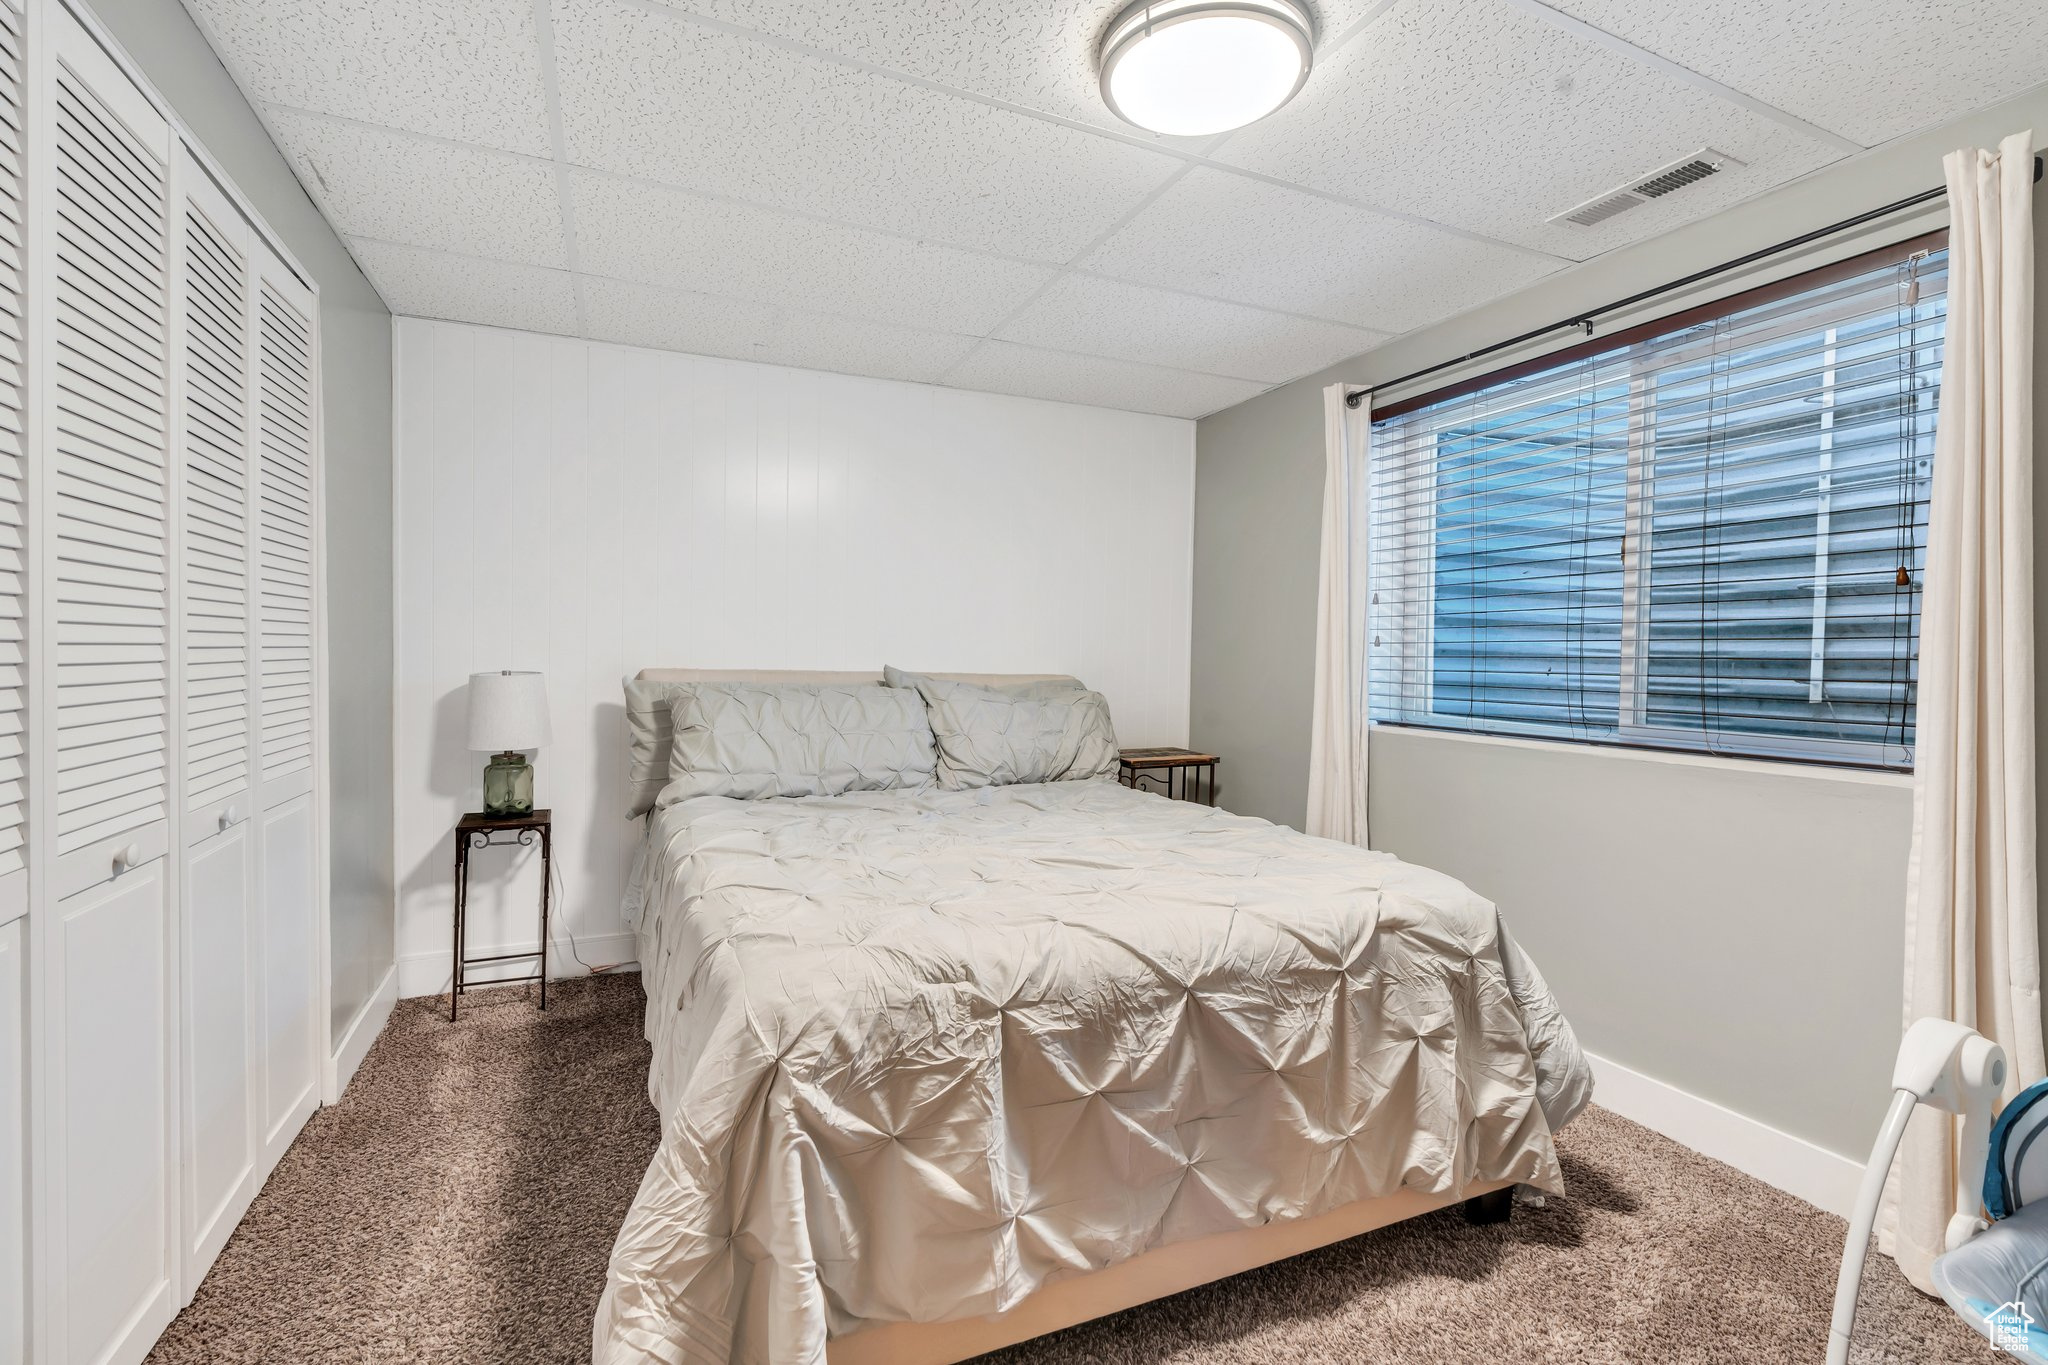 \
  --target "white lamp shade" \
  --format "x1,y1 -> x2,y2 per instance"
467,670 -> 551,752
